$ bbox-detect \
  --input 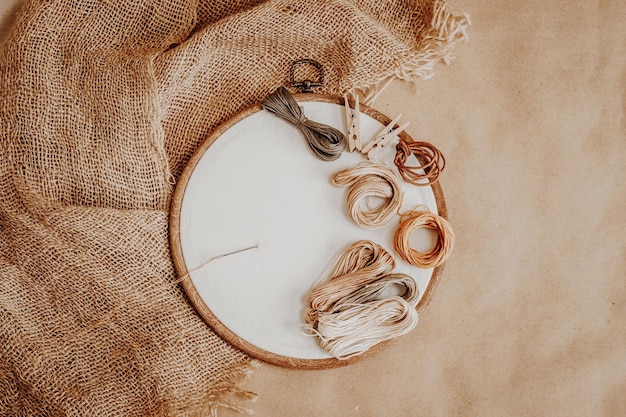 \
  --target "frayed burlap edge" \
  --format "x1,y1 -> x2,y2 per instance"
205,362 -> 261,417
359,1 -> 471,105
